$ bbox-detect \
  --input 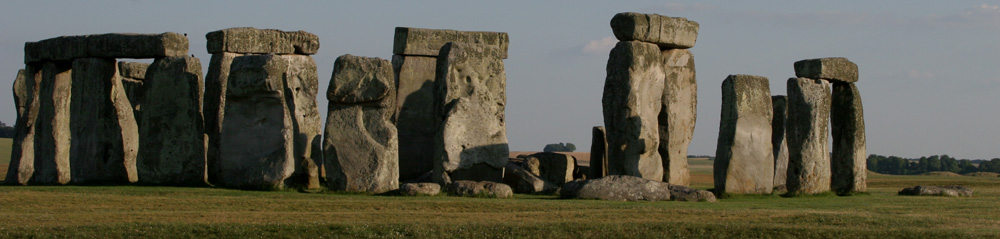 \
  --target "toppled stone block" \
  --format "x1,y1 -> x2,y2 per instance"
603,41 -> 665,181
610,12 -> 699,49
6,68 -> 38,185
669,184 -> 717,202
793,57 -> 858,83
714,74 -> 774,194
899,185 -> 972,197
393,55 -> 440,181
831,83 -> 867,194
560,175 -> 671,201
771,95 -> 790,187
589,126 -> 609,179
206,27 -> 320,55
502,162 -> 558,194
659,49 -> 696,186
137,56 -> 206,186
33,61 -> 73,185
393,27 -> 509,58
786,77 -> 832,195
448,180 -> 513,198
400,182 -> 441,196
324,54 -> 399,193
522,152 -> 576,185
24,33 -> 189,63
69,58 -> 138,184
